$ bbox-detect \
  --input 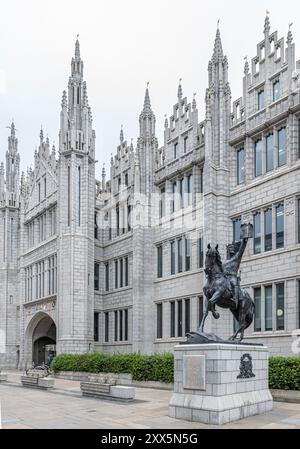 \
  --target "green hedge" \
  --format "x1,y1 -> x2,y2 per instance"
51,352 -> 174,384
51,353 -> 300,390
269,356 -> 300,391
